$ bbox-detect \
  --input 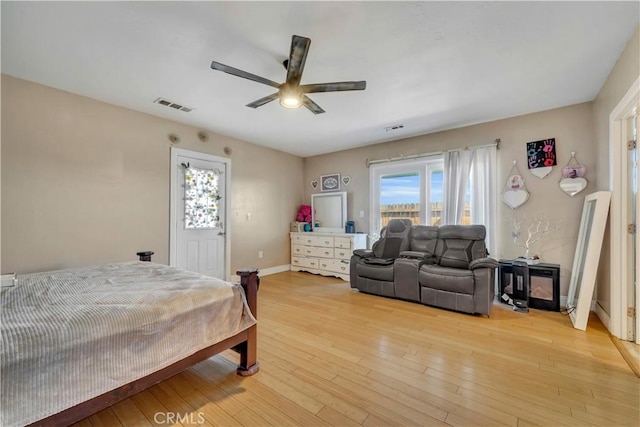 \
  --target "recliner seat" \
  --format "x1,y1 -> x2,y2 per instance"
350,219 -> 412,297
